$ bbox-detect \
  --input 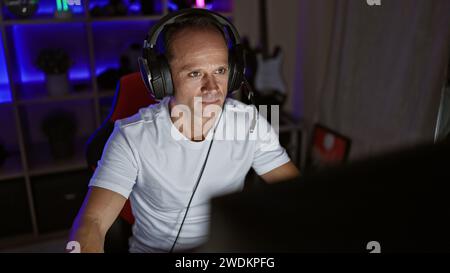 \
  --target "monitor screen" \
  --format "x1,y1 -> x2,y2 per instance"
202,140 -> 450,253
